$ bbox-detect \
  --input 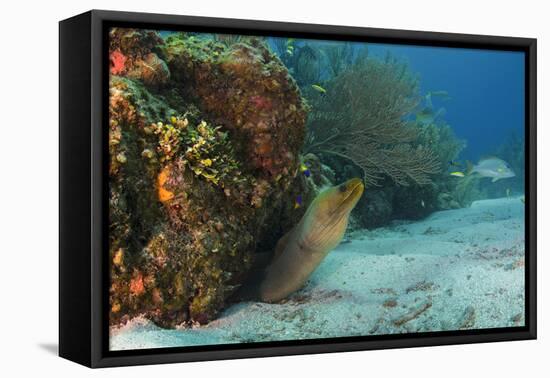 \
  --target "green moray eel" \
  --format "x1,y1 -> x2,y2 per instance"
259,178 -> 364,303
